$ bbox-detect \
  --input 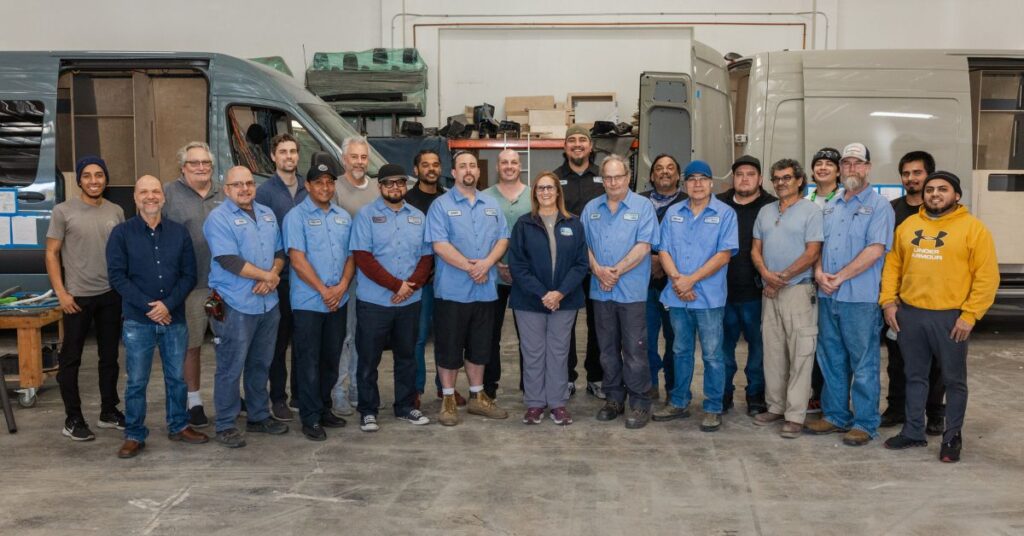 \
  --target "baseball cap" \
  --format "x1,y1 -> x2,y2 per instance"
683,160 -> 713,179
731,155 -> 761,175
841,143 -> 871,162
